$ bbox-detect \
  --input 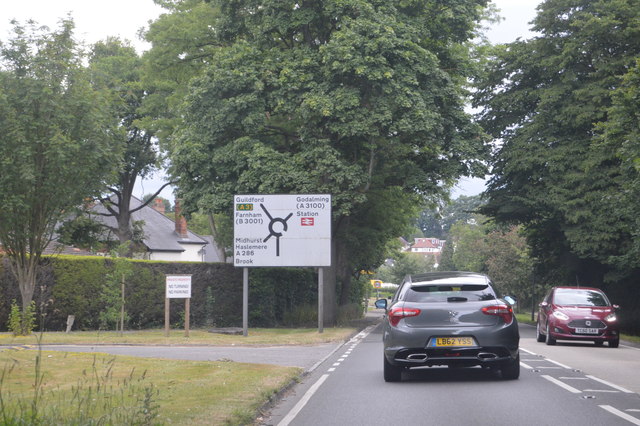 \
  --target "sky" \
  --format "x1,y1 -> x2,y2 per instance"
1,0 -> 542,201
